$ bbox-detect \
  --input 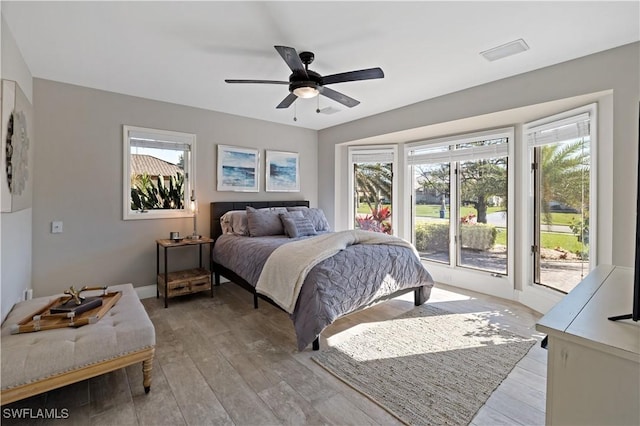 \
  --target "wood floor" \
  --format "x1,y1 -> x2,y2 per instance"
1,282 -> 547,425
